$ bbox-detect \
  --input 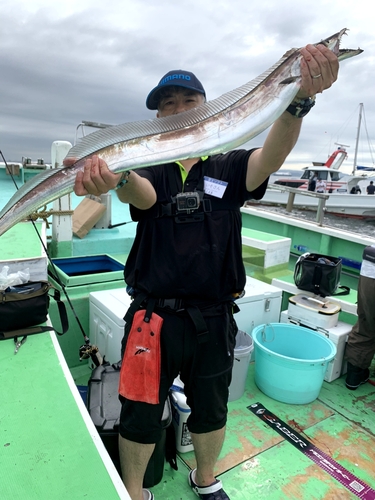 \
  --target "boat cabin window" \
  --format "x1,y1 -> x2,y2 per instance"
329,171 -> 341,181
302,171 -> 328,181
